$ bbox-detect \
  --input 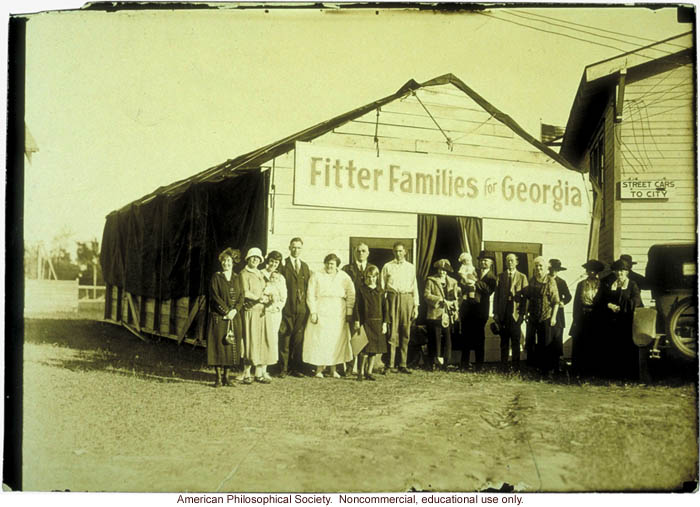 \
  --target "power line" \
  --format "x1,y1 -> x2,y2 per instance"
476,11 -> 658,59
510,8 -> 691,50
501,10 -> 675,57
